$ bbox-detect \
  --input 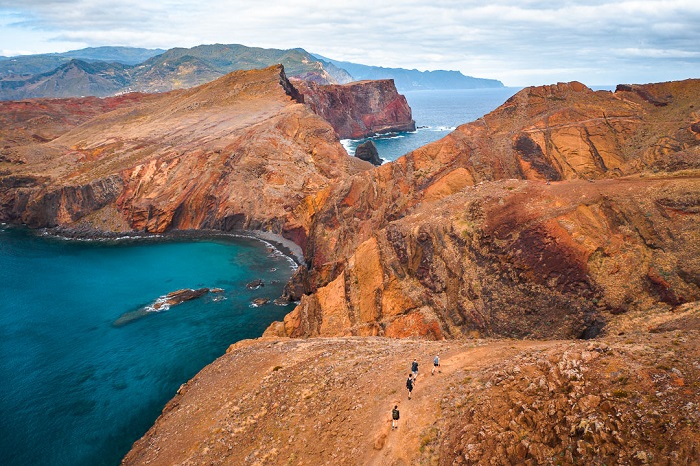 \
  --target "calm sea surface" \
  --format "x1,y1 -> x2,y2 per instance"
0,227 -> 295,466
342,87 -> 521,161
1,87 -> 521,465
